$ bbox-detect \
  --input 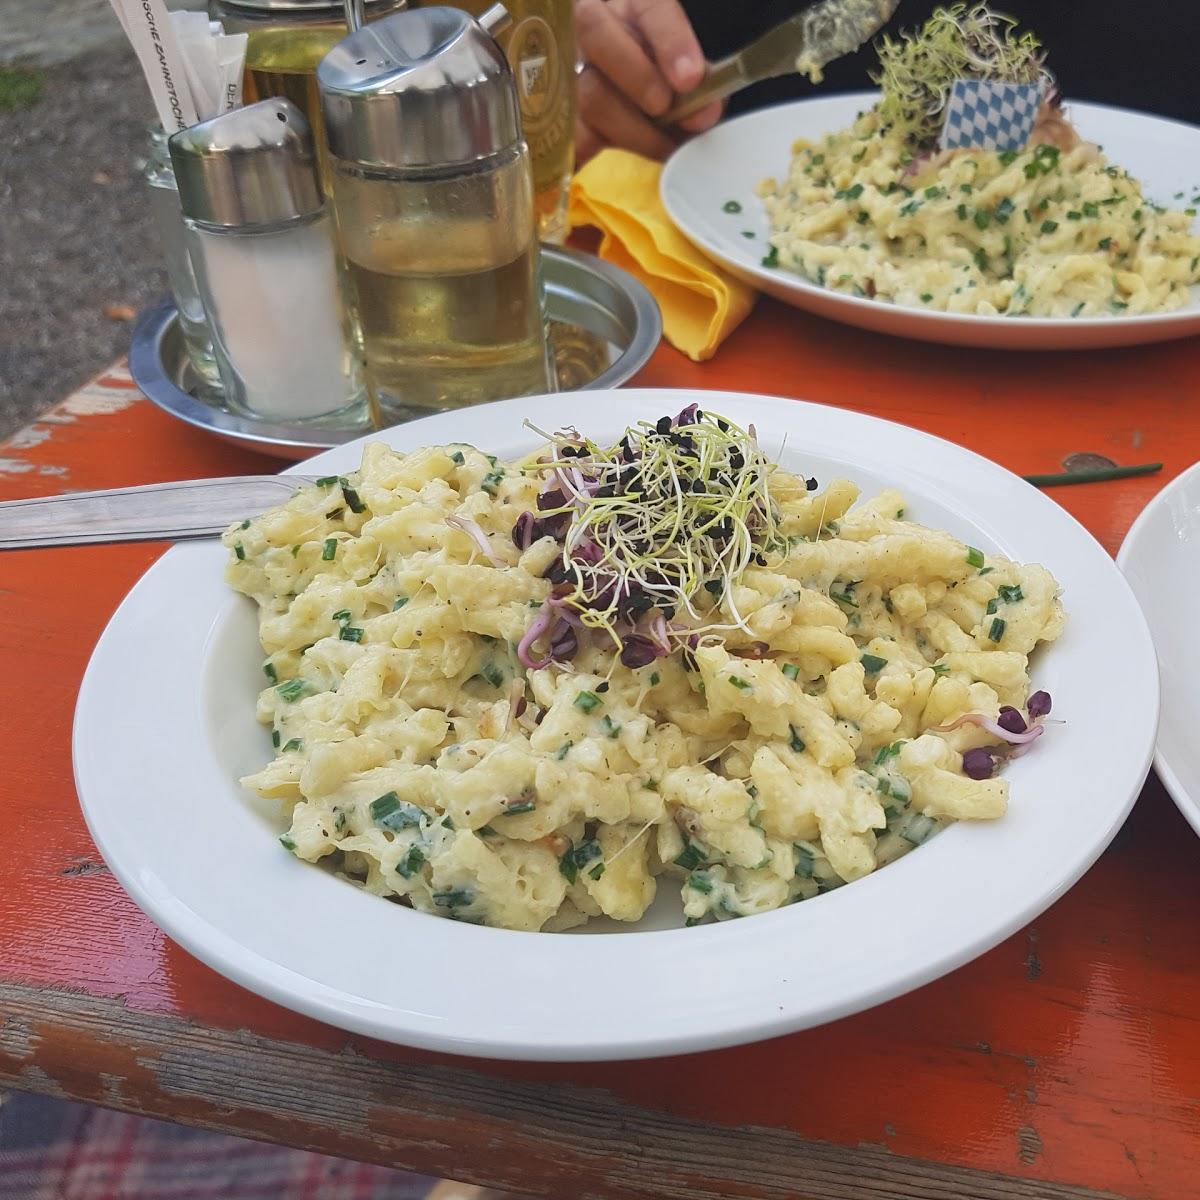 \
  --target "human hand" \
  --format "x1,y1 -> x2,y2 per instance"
575,0 -> 724,163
